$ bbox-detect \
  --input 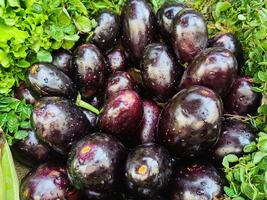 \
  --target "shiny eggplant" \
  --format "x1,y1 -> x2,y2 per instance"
52,49 -> 73,77
15,82 -> 37,105
106,48 -> 127,73
82,109 -> 98,129
158,86 -> 223,158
